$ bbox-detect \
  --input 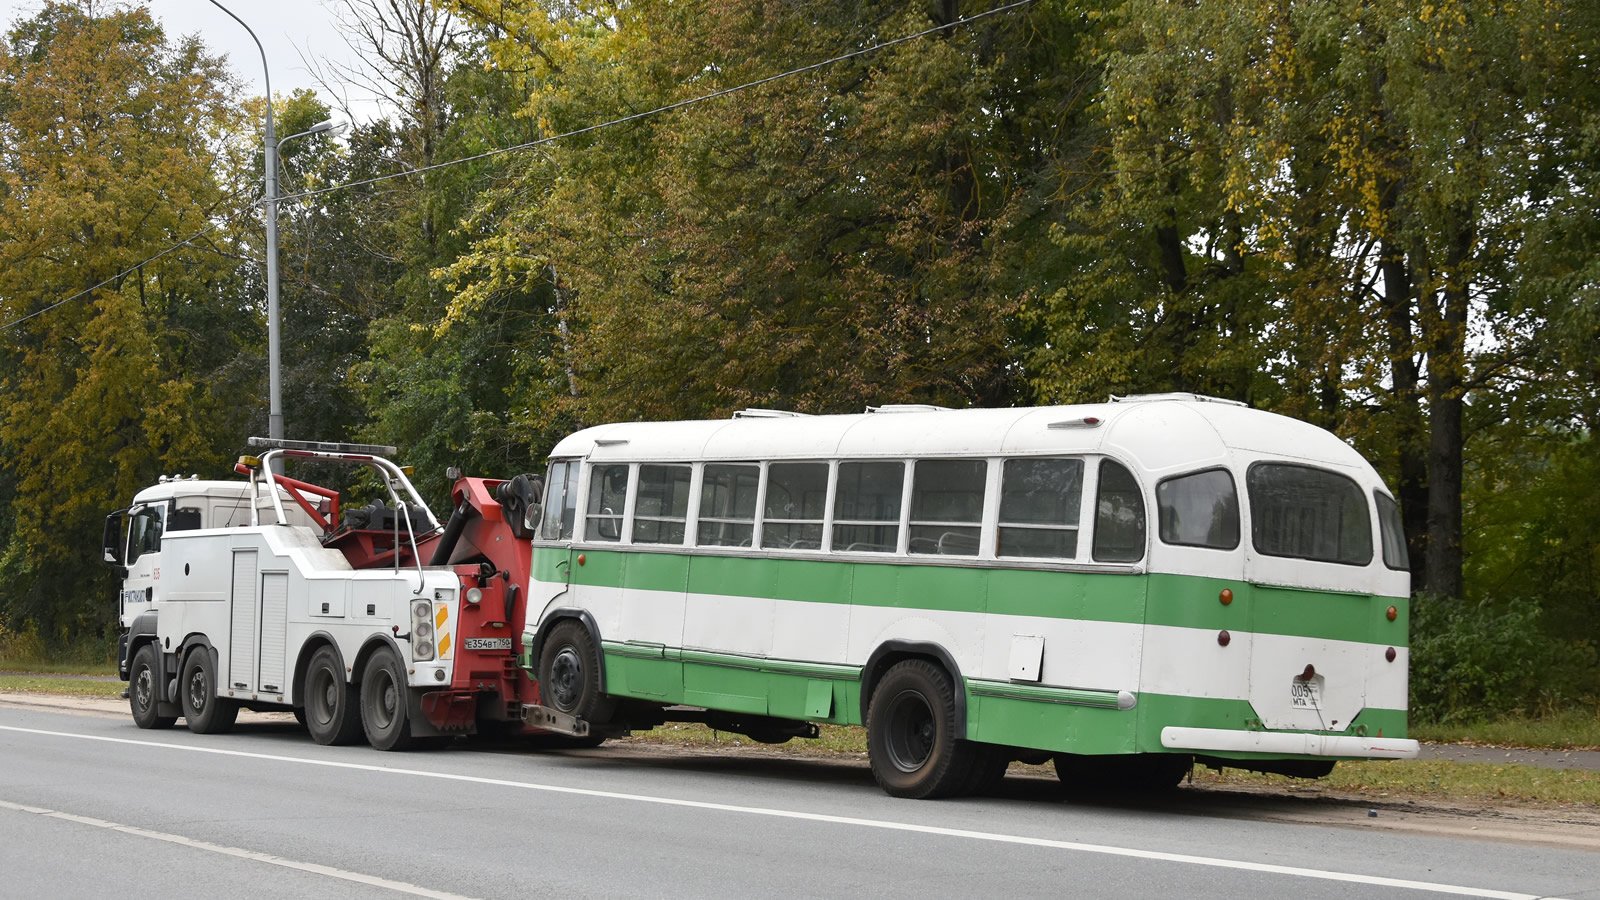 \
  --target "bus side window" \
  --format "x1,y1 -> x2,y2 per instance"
998,458 -> 1083,559
585,464 -> 629,541
698,464 -> 758,547
761,462 -> 827,550
1156,468 -> 1239,550
909,459 -> 984,555
833,461 -> 904,553
1375,491 -> 1409,571
541,461 -> 579,541
634,464 -> 691,545
1092,460 -> 1146,563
